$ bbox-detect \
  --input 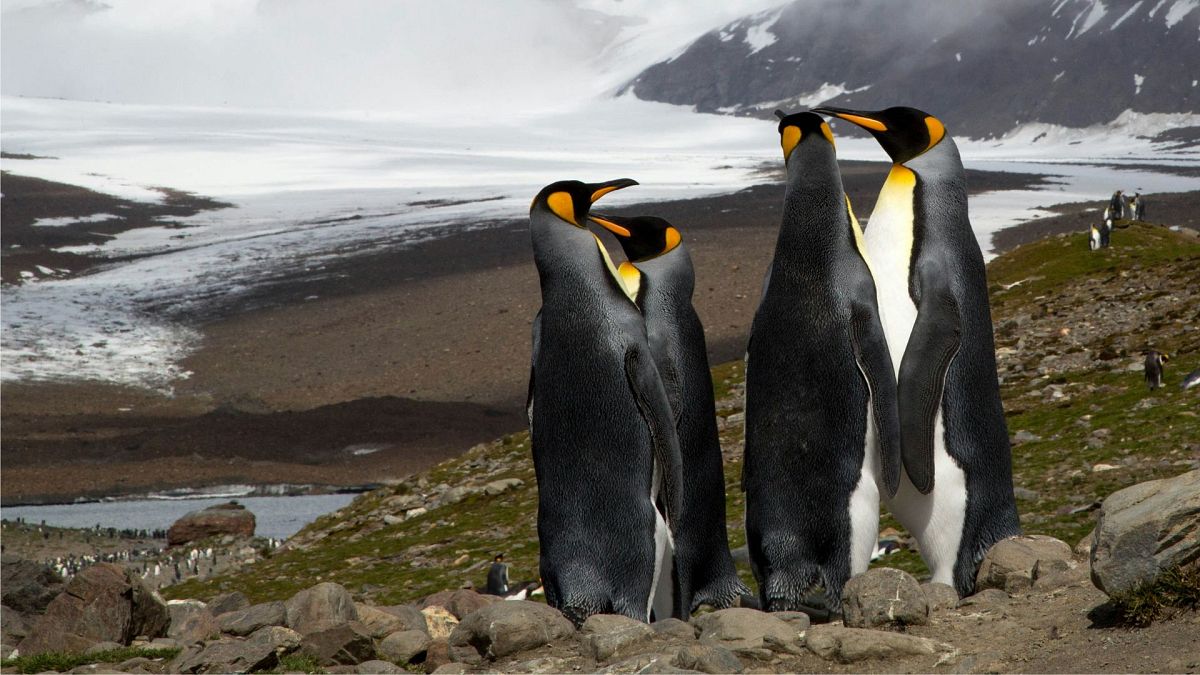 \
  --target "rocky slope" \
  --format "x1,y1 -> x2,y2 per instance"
624,0 -> 1200,138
